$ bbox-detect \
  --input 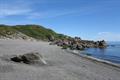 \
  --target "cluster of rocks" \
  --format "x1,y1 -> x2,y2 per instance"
10,52 -> 47,64
50,37 -> 107,50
